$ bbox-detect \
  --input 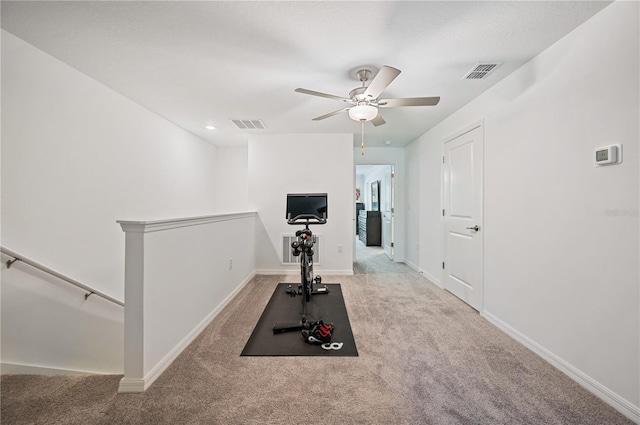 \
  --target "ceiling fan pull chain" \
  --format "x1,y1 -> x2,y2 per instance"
361,119 -> 365,156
